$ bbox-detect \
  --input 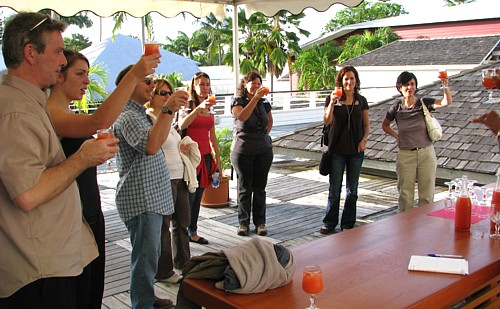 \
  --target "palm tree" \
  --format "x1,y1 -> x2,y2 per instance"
73,63 -> 108,113
39,10 -> 93,28
196,12 -> 232,65
337,27 -> 399,64
293,42 -> 342,90
111,12 -> 154,41
238,10 -> 308,89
